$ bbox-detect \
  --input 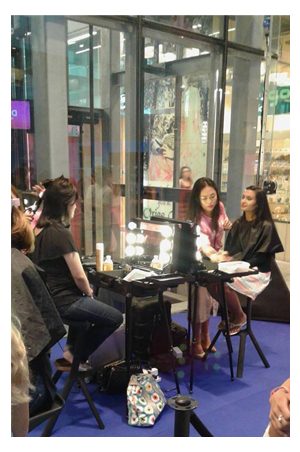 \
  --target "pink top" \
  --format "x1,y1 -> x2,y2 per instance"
198,201 -> 229,252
